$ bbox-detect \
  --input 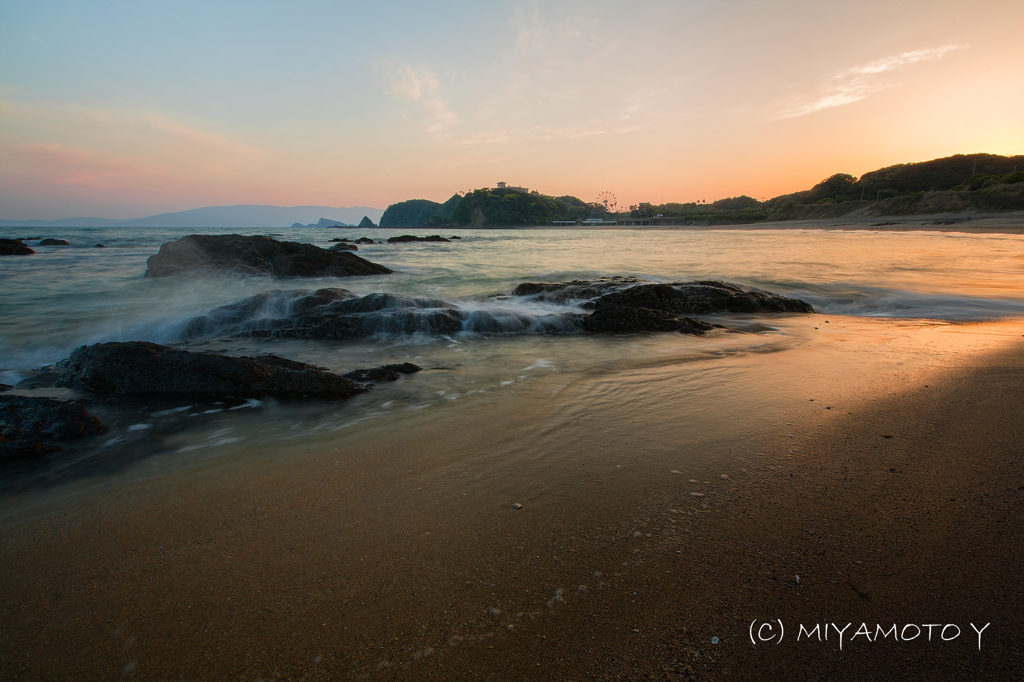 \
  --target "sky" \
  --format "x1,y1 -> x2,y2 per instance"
0,0 -> 1022,220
